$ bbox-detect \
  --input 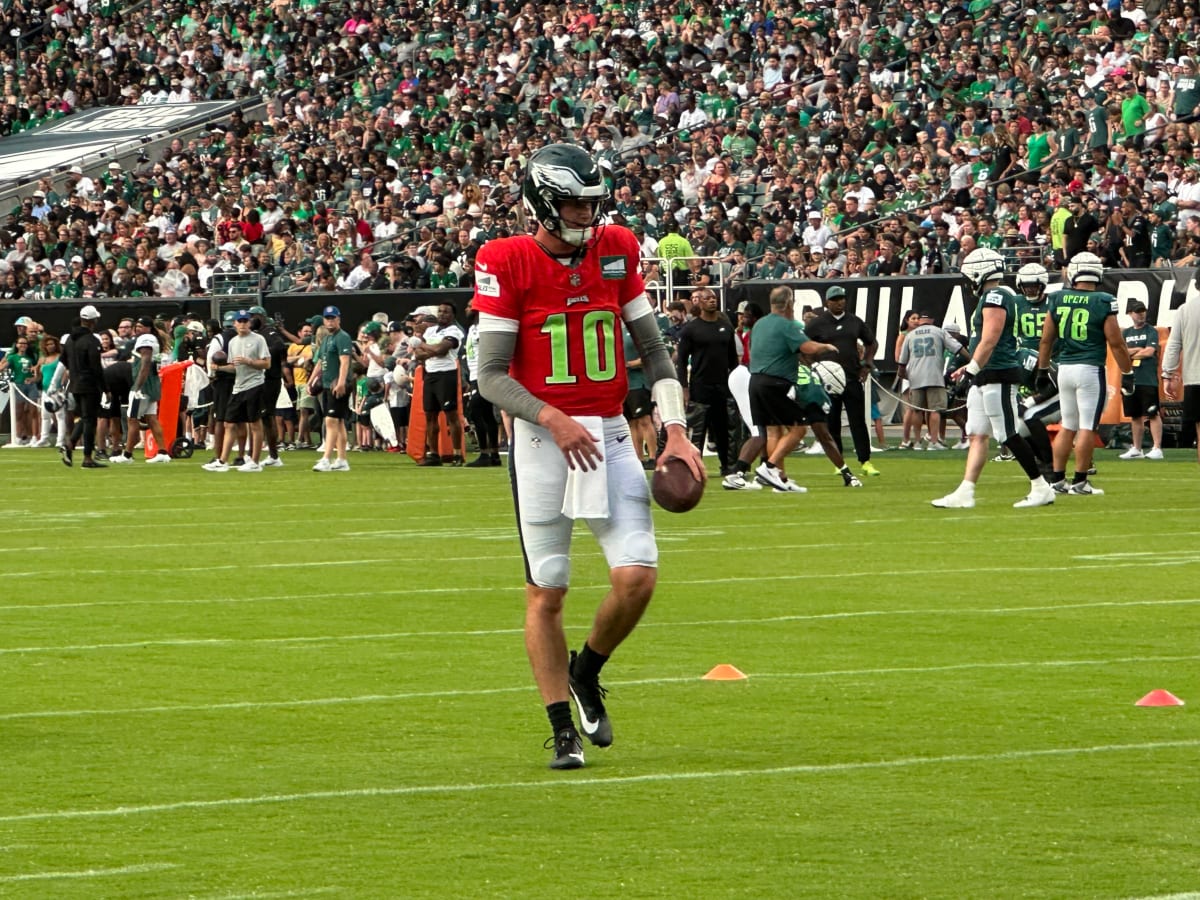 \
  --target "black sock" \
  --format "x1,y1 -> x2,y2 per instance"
839,465 -> 852,482
1052,470 -> 1065,483
1023,417 -> 1053,465
574,642 -> 609,682
1072,471 -> 1088,484
547,700 -> 574,735
734,459 -> 750,474
1003,434 -> 1042,480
